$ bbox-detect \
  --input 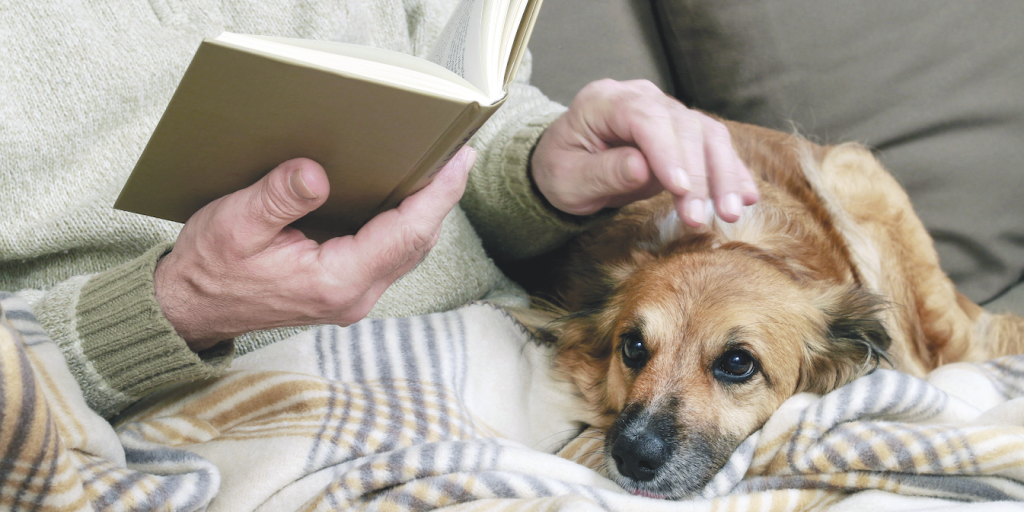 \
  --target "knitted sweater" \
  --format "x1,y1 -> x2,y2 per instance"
0,0 -> 587,419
